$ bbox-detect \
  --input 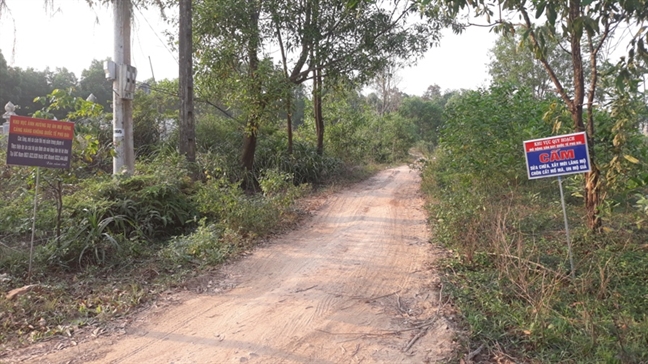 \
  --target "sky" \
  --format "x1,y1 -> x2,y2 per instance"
0,0 -> 498,97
